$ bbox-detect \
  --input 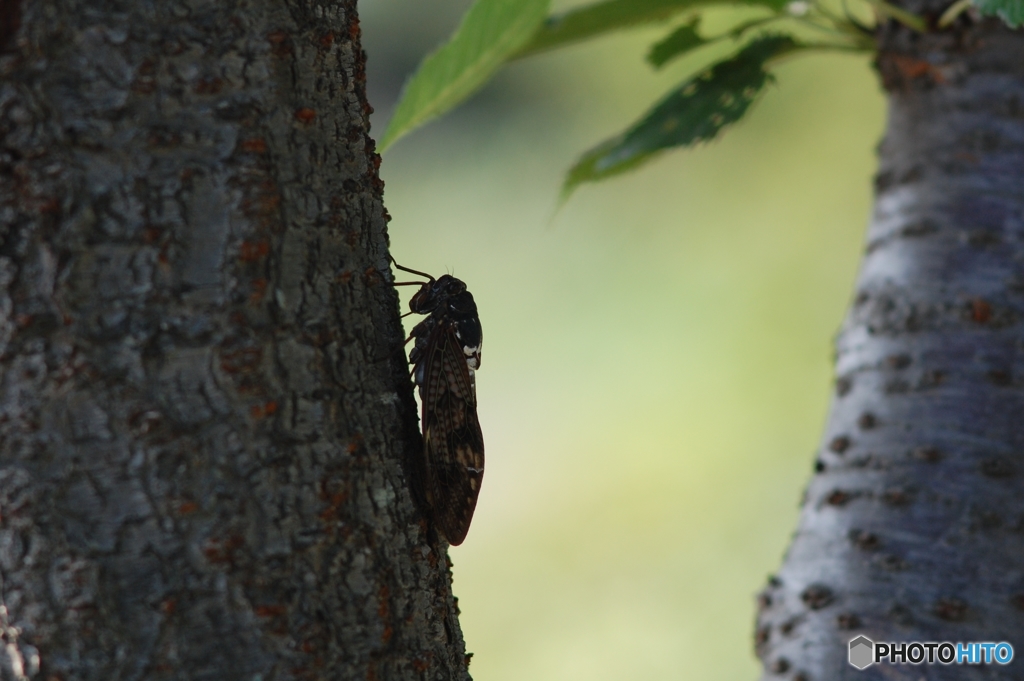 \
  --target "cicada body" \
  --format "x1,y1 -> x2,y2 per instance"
396,264 -> 484,546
